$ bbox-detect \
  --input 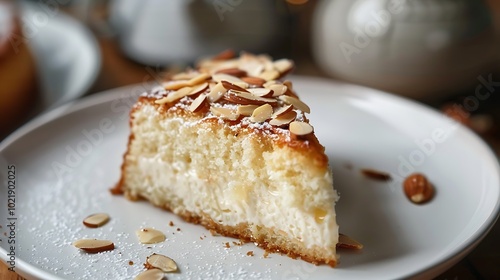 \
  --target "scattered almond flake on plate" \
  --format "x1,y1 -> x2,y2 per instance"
136,228 -> 166,244
73,238 -> 114,253
361,169 -> 392,182
337,234 -> 363,250
134,268 -> 165,280
145,253 -> 178,273
82,213 -> 110,228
